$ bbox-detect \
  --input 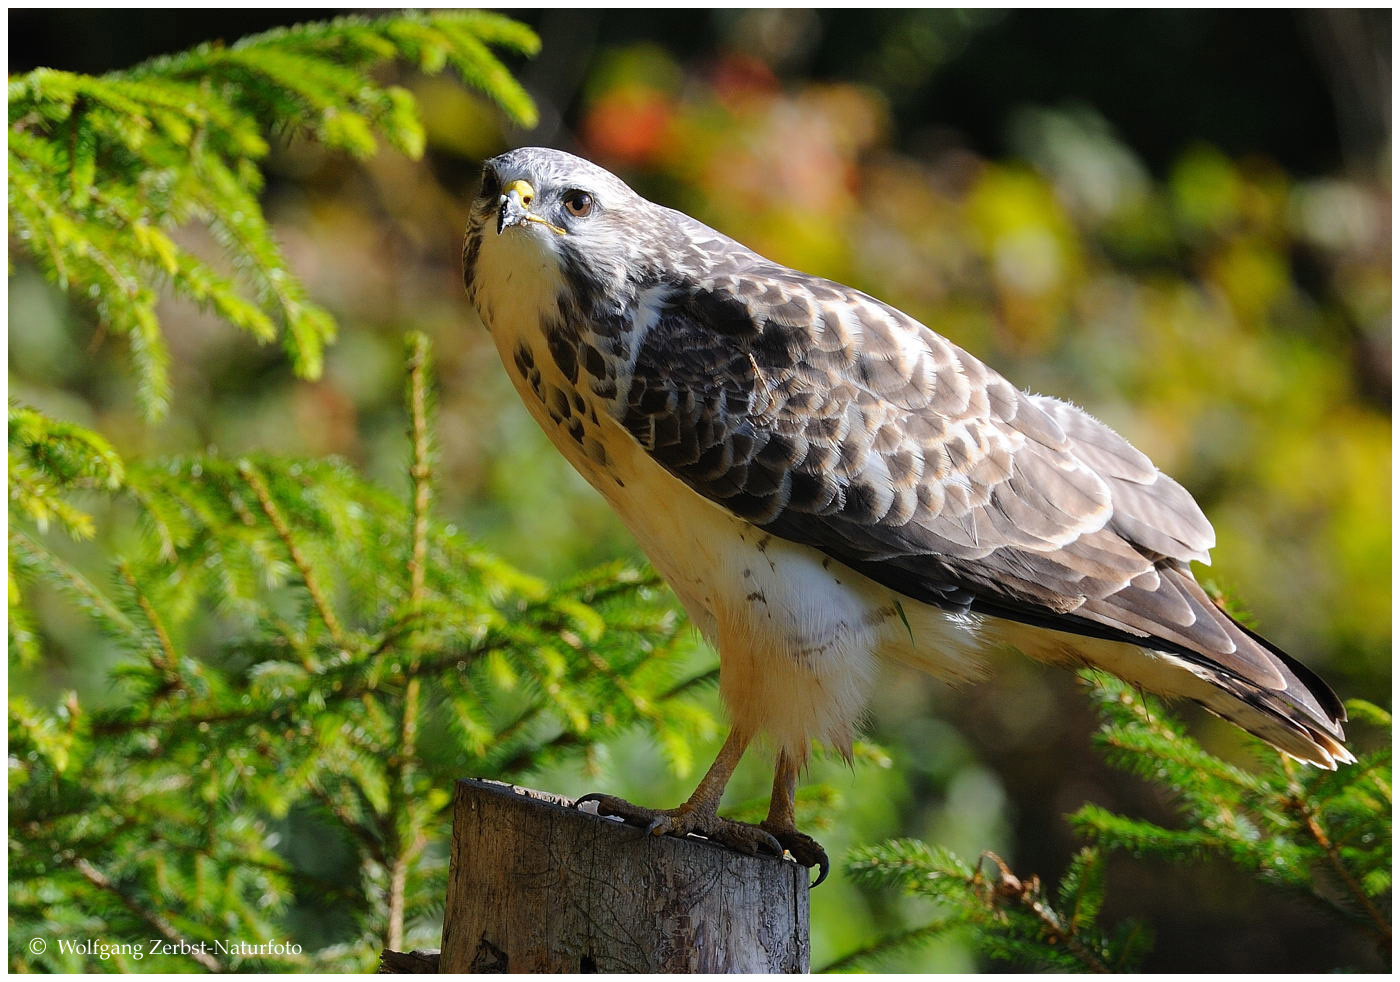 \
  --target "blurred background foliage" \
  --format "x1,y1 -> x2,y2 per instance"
9,8 -> 1390,973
